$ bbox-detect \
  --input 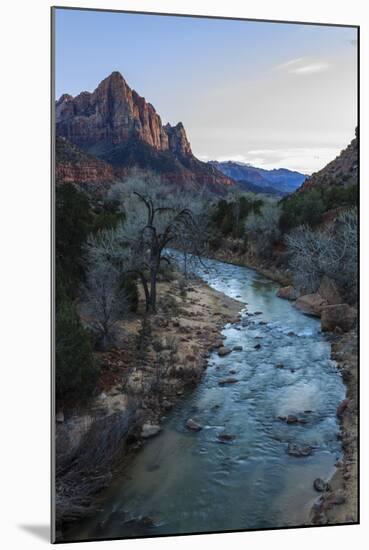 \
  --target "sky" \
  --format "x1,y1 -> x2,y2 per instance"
55,8 -> 358,174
